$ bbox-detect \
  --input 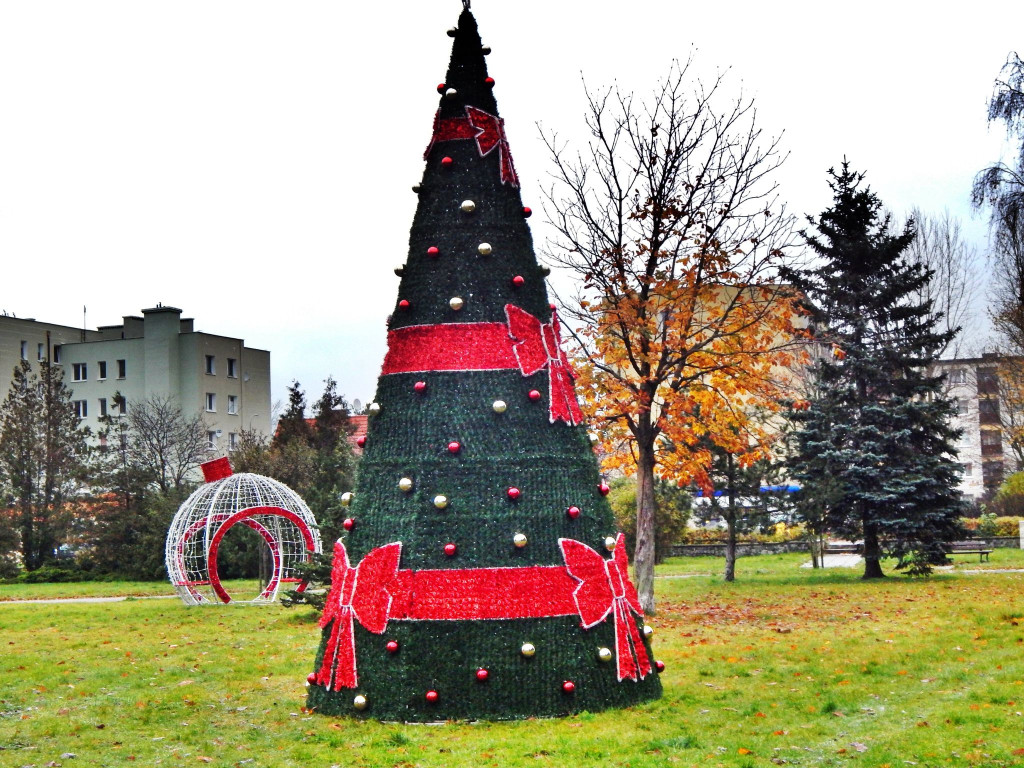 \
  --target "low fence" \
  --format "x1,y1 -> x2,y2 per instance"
669,536 -> 1020,558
